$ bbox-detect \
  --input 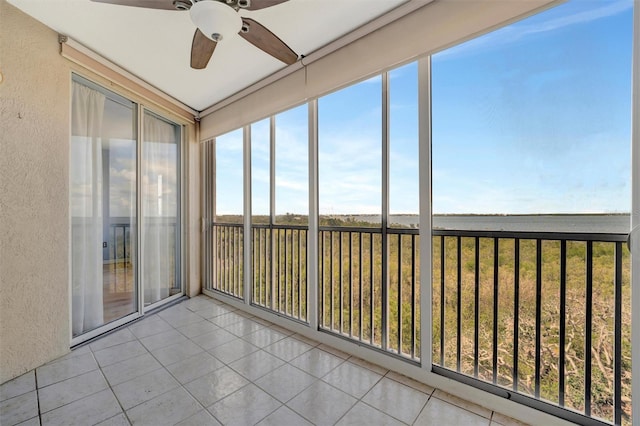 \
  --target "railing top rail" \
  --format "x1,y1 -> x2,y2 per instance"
319,225 -> 419,234
432,228 -> 627,242
212,222 -> 244,228
251,224 -> 309,230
